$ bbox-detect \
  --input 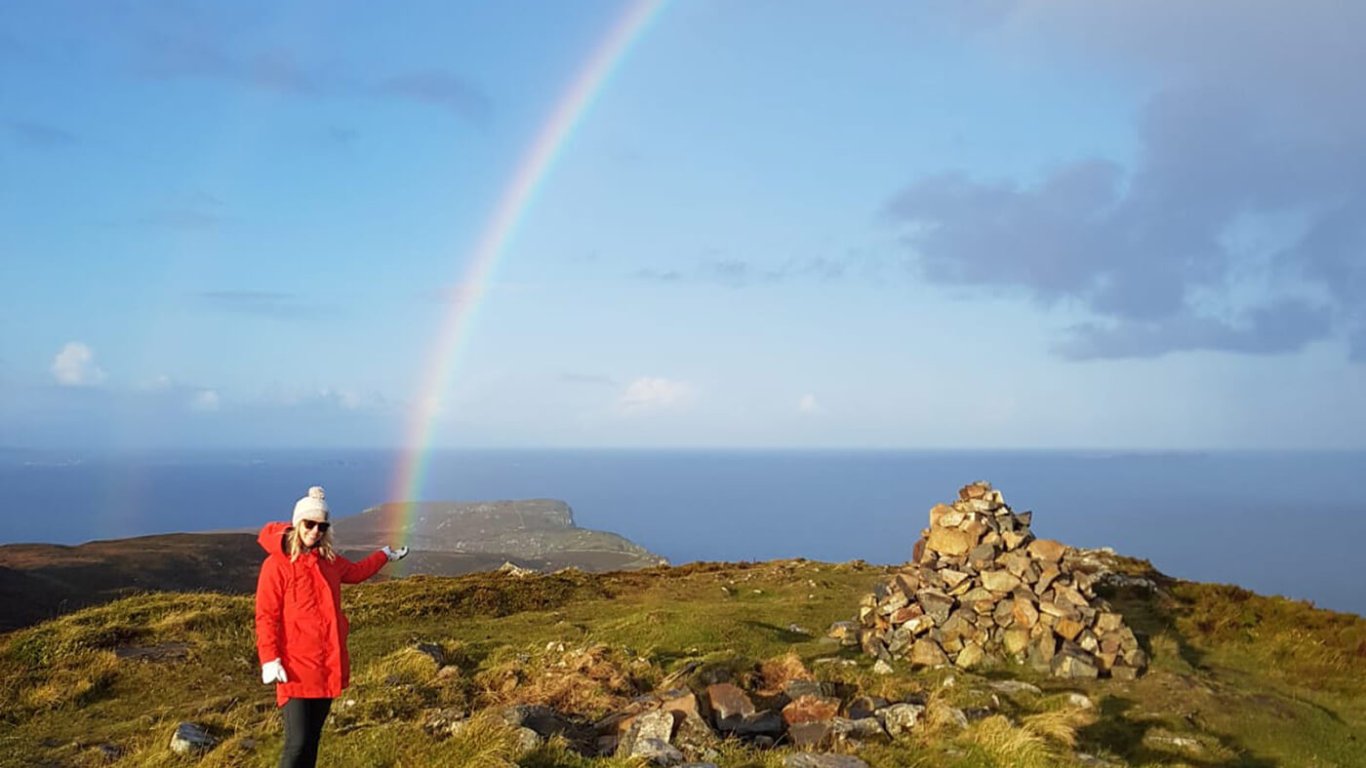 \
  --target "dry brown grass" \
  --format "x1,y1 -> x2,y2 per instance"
473,643 -> 659,720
